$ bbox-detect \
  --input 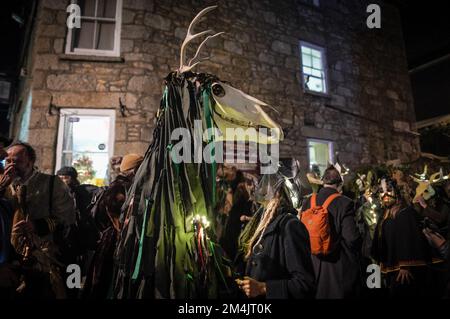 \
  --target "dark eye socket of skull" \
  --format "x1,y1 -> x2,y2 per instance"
213,84 -> 225,97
